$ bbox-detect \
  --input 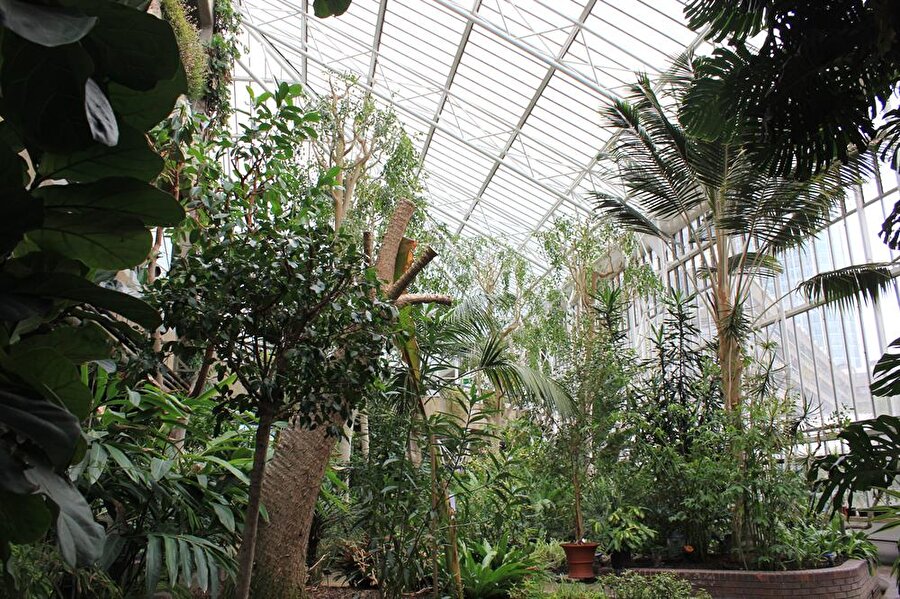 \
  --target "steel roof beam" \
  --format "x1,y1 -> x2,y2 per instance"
431,0 -> 619,104
418,0 -> 481,168
237,24 -> 589,215
454,0 -> 599,235
366,0 -> 389,85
